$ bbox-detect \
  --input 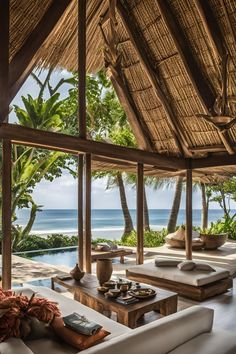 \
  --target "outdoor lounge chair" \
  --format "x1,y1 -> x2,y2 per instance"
126,262 -> 233,301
